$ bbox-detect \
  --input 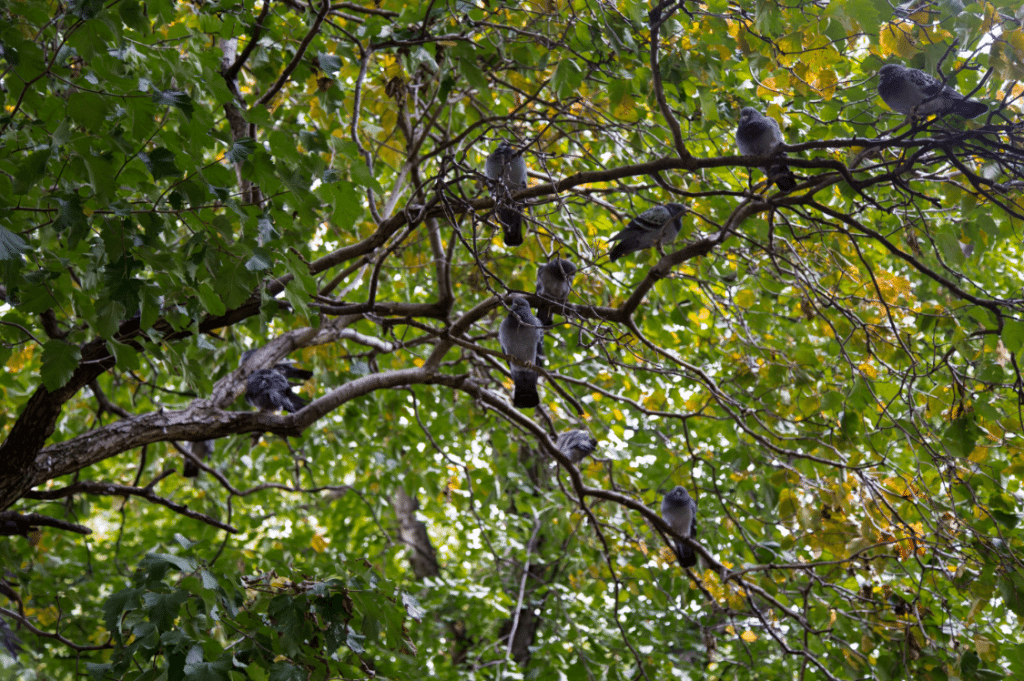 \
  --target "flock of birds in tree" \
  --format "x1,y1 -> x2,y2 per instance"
196,61 -> 989,572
